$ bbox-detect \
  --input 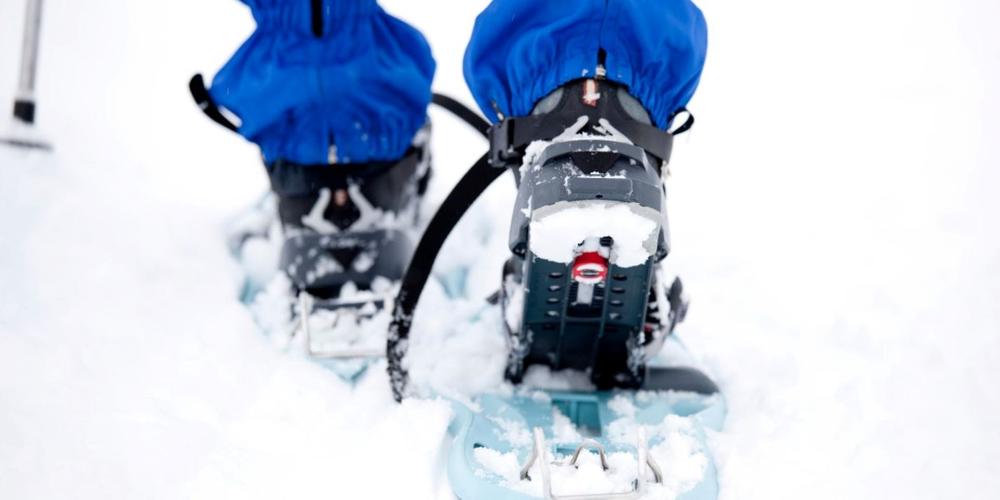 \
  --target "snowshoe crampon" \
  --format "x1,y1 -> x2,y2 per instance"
447,356 -> 723,500
386,80 -> 725,499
